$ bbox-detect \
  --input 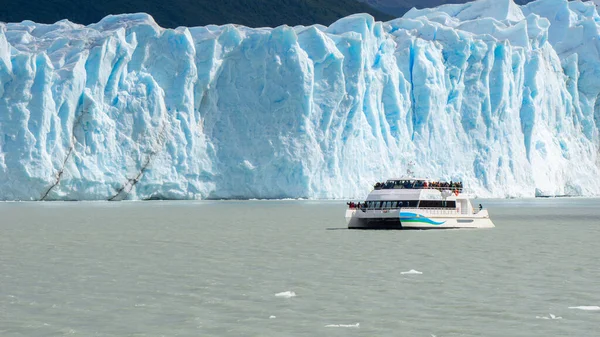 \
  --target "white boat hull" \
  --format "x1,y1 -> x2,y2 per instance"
346,208 -> 495,230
